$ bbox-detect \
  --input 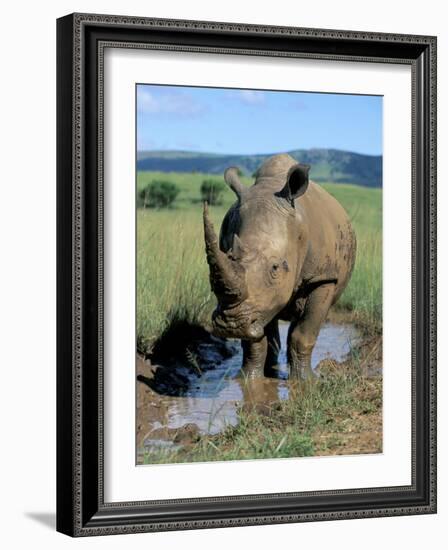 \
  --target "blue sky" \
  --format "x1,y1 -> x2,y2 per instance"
137,84 -> 382,156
